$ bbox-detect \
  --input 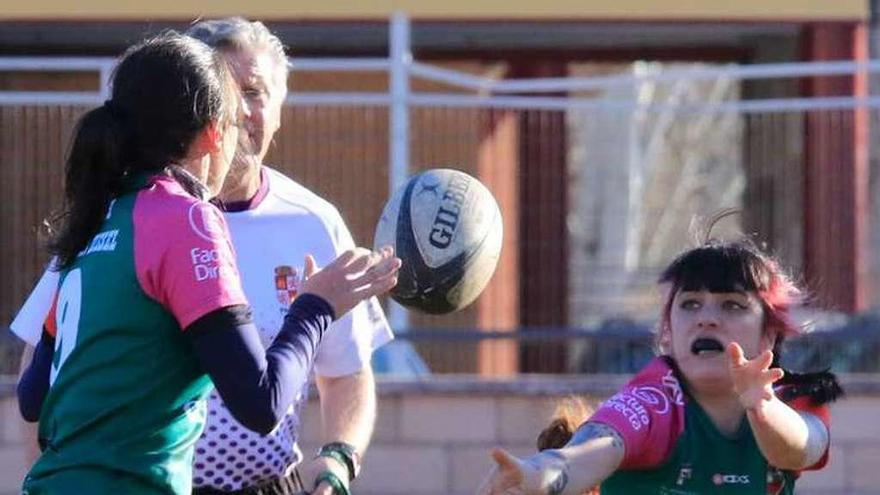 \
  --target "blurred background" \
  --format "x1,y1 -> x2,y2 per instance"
1,1 -> 880,494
